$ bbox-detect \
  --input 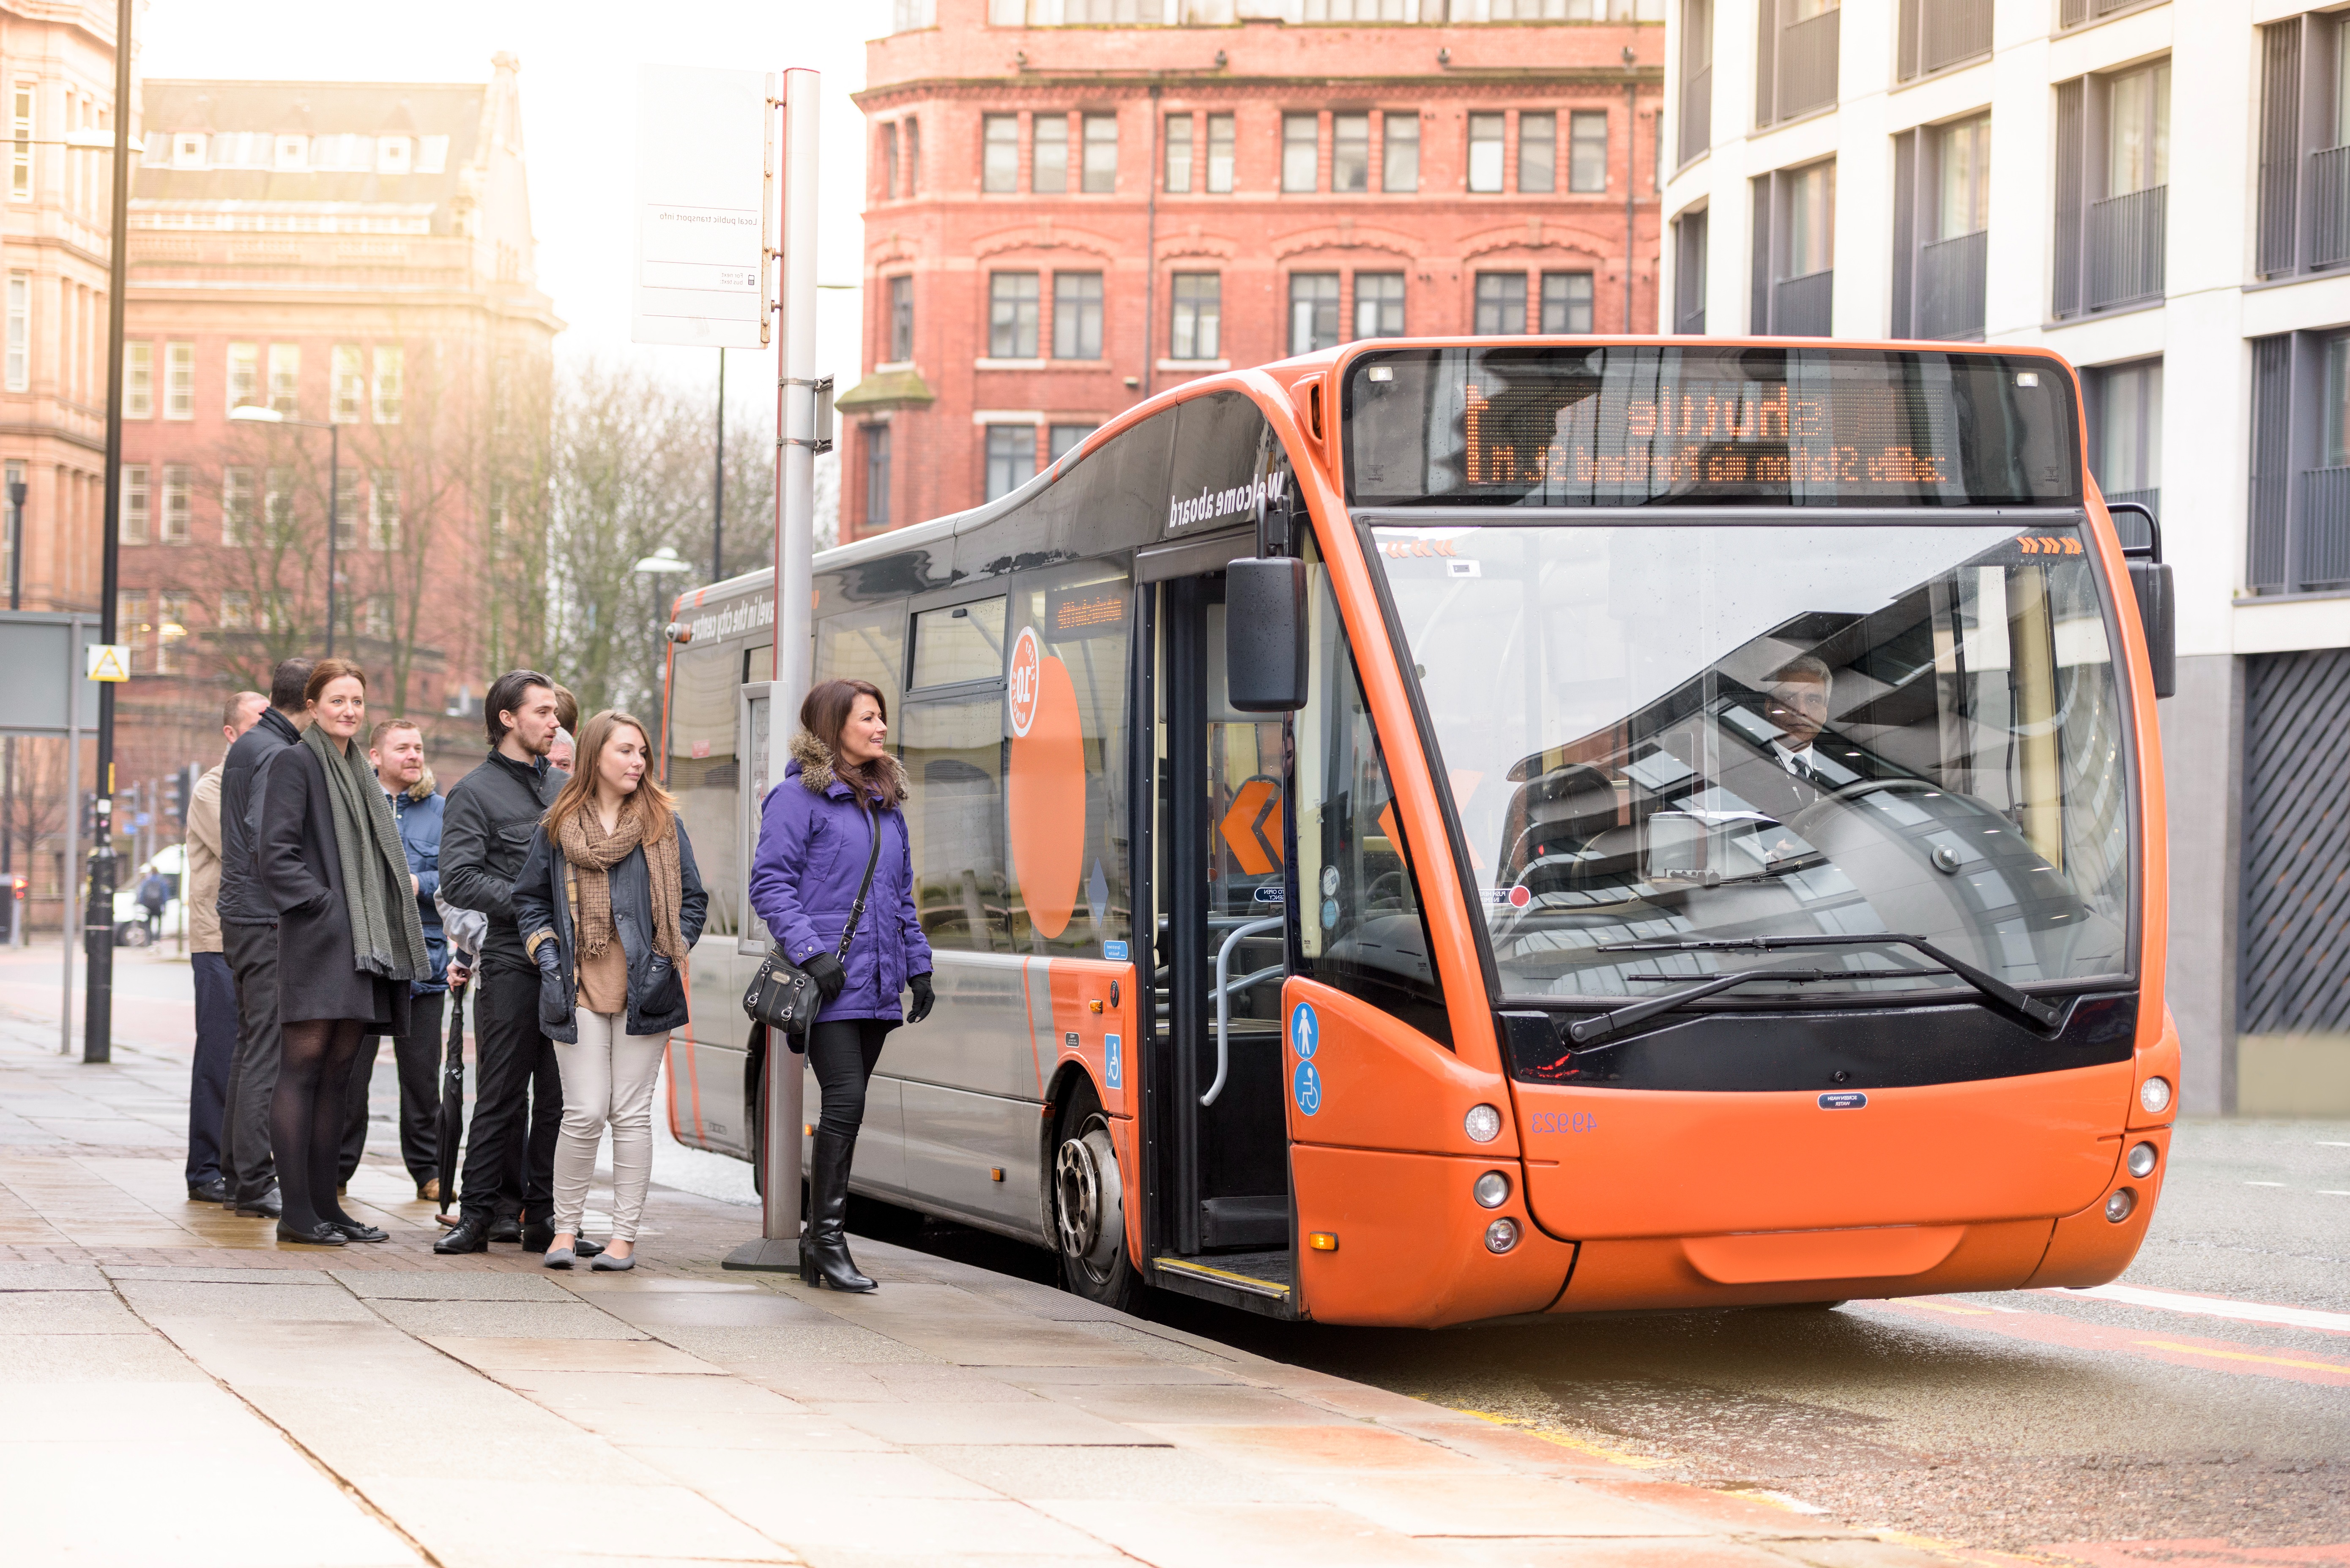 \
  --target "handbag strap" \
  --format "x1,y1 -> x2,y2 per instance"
833,798 -> 884,961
